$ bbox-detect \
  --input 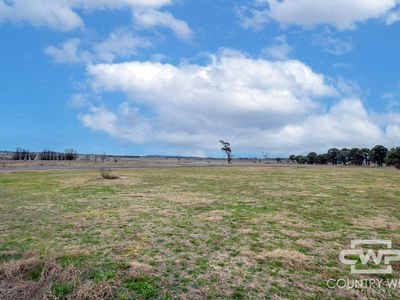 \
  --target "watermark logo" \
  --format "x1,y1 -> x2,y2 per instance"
339,240 -> 400,274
